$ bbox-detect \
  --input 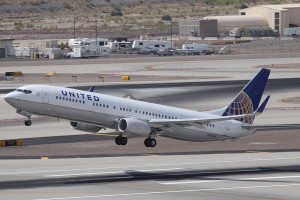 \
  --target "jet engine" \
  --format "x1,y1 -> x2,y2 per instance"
70,121 -> 102,133
118,118 -> 151,136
